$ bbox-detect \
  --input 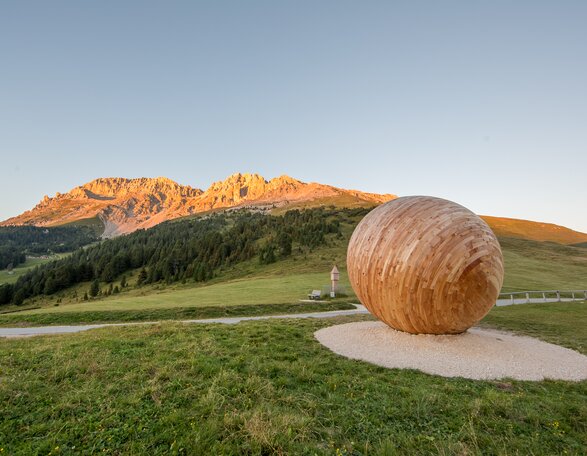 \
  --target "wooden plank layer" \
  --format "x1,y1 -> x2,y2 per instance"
347,196 -> 504,334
